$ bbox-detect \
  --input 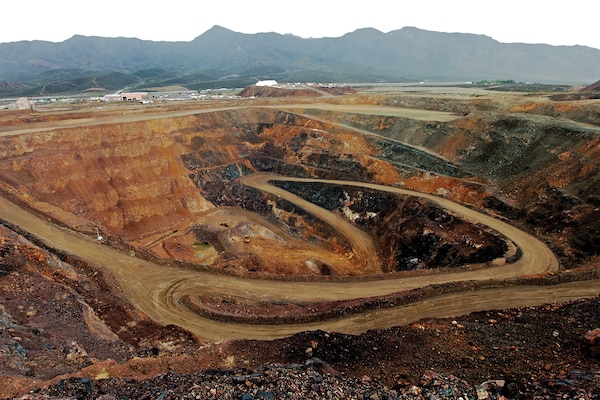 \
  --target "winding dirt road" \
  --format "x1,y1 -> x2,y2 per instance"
1,173 -> 598,343
239,173 -> 559,279
0,100 -> 598,342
